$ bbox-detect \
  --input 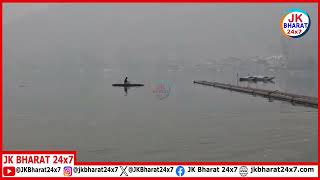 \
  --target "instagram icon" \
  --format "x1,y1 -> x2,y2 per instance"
63,166 -> 72,176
